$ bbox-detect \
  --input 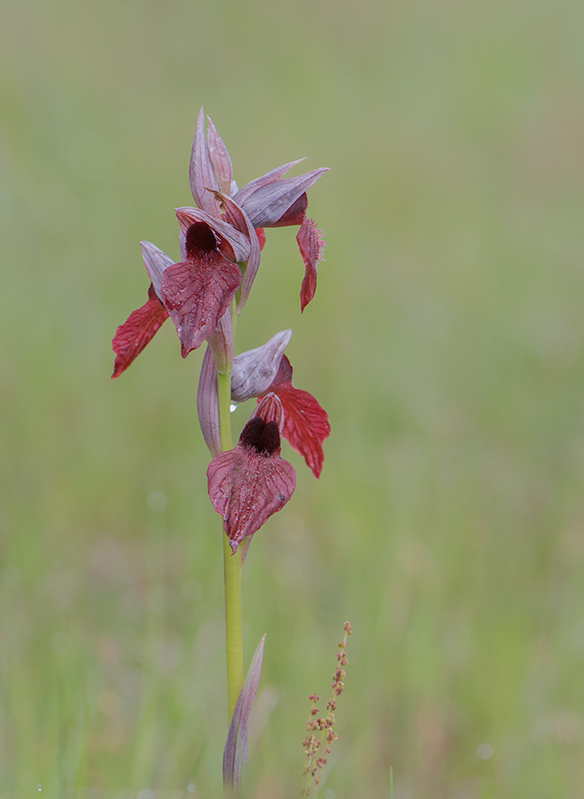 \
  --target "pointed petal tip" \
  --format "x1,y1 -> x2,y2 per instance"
175,206 -> 191,224
254,392 -> 285,429
231,329 -> 293,402
223,633 -> 267,788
